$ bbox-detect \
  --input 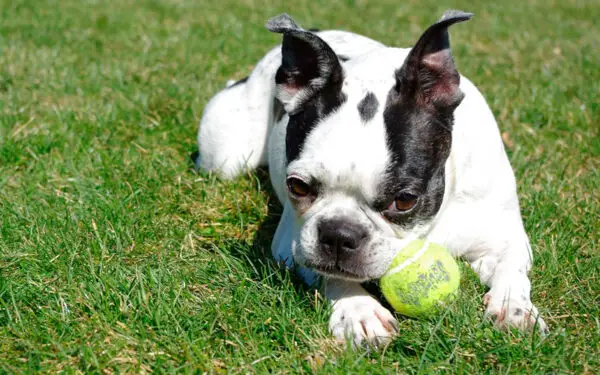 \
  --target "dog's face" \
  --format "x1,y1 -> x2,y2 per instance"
266,13 -> 470,281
